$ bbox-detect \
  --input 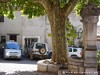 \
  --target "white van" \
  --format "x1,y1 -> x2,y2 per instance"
48,47 -> 83,59
68,47 -> 82,58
